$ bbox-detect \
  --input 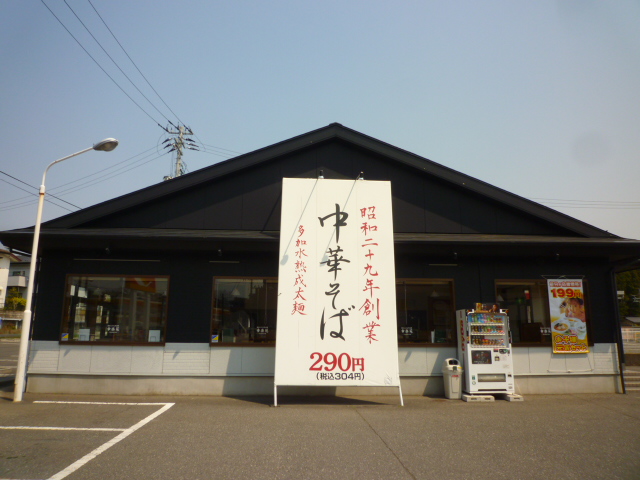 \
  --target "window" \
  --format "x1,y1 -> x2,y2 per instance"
12,270 -> 26,277
396,280 -> 456,344
495,280 -> 551,344
210,277 -> 455,346
211,278 -> 277,344
61,275 -> 169,343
